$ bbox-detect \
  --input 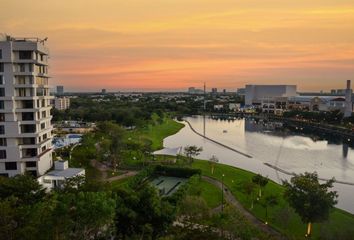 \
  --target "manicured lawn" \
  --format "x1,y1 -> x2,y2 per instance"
198,180 -> 223,209
126,116 -> 184,151
192,160 -> 354,239
109,176 -> 135,190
